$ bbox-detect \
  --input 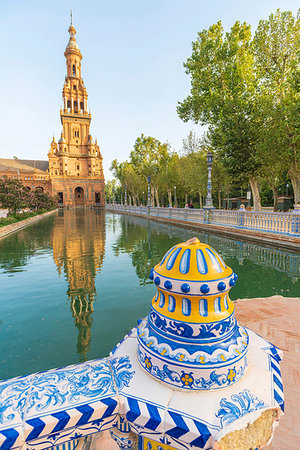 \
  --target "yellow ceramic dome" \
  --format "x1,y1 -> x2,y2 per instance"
149,237 -> 237,323
155,237 -> 232,281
